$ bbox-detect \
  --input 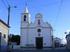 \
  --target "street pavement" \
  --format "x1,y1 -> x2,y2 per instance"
1,48 -> 70,52
11,49 -> 70,52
